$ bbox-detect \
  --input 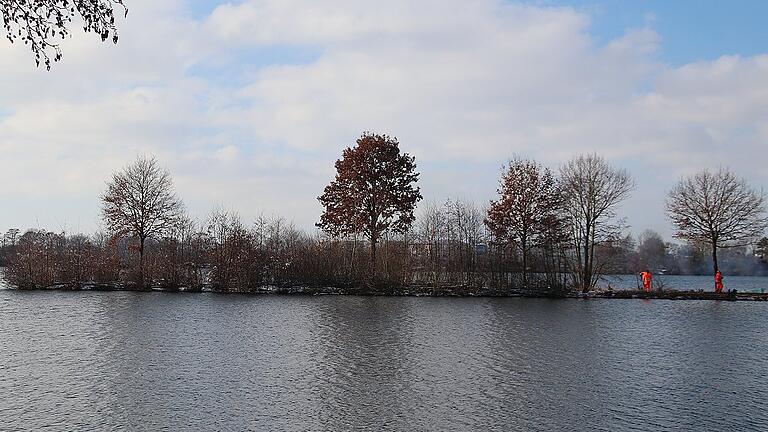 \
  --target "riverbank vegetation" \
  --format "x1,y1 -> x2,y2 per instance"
2,132 -> 767,294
